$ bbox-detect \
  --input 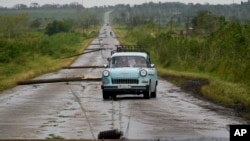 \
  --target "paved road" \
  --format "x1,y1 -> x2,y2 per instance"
0,12 -> 247,140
